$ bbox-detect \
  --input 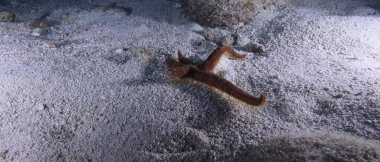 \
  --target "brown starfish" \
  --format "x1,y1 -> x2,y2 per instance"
166,45 -> 266,106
